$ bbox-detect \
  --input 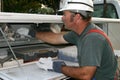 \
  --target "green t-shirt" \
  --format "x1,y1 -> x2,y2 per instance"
63,23 -> 118,80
